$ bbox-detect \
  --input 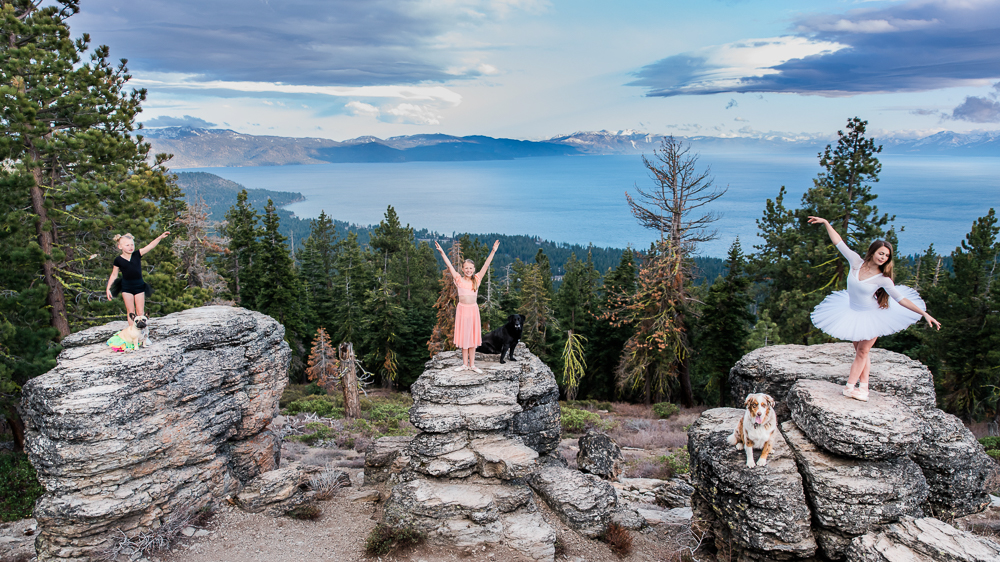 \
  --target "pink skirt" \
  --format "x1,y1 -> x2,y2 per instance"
454,302 -> 482,349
